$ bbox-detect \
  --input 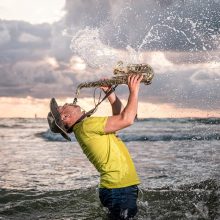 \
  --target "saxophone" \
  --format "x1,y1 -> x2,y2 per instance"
73,61 -> 154,104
